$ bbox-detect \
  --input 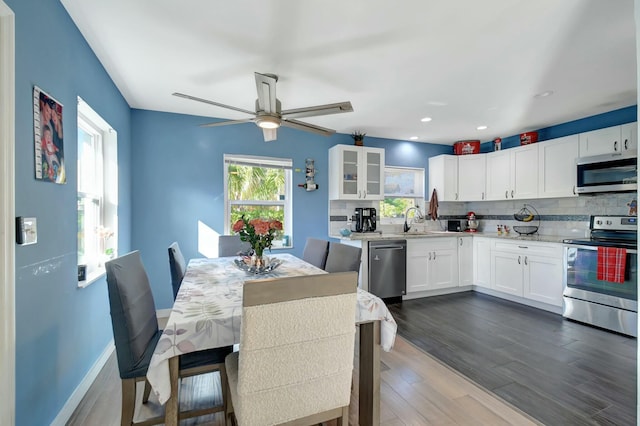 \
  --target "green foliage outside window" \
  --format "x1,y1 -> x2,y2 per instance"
379,197 -> 416,218
227,164 -> 285,234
